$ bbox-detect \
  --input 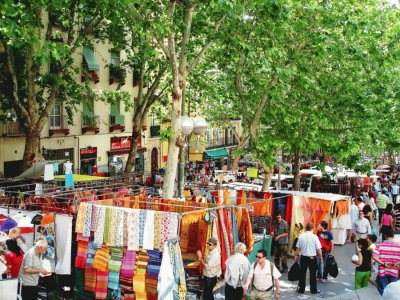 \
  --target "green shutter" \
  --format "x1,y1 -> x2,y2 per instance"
83,47 -> 99,71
